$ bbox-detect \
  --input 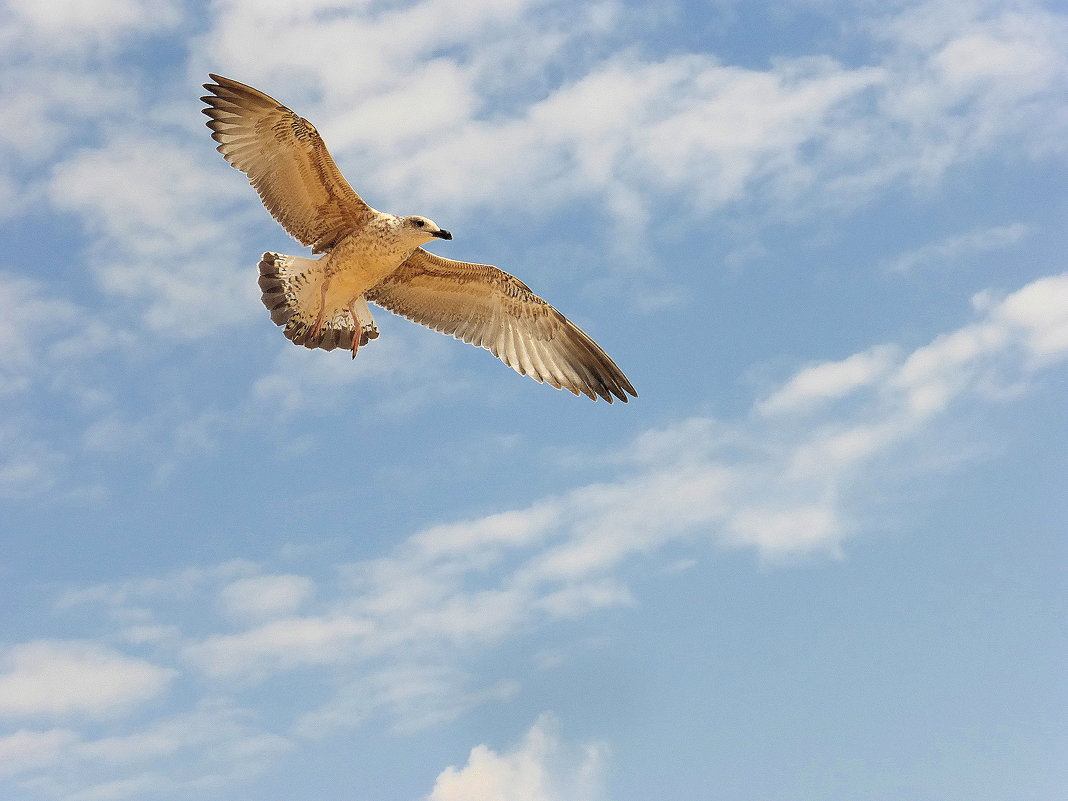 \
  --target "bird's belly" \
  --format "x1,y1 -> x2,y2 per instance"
327,263 -> 389,298
321,249 -> 406,314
